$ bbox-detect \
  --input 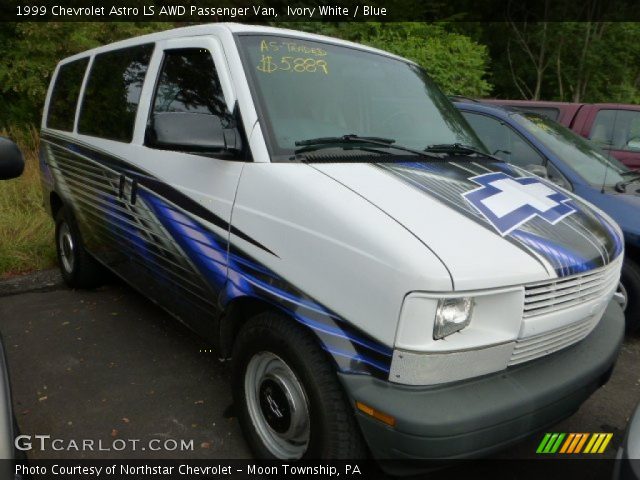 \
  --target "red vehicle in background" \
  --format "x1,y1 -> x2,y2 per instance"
485,100 -> 640,169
